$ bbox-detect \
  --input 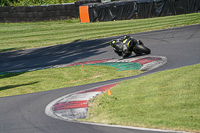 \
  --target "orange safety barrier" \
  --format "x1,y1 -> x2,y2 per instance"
79,6 -> 90,23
